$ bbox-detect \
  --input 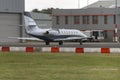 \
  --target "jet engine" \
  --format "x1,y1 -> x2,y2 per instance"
45,30 -> 59,35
